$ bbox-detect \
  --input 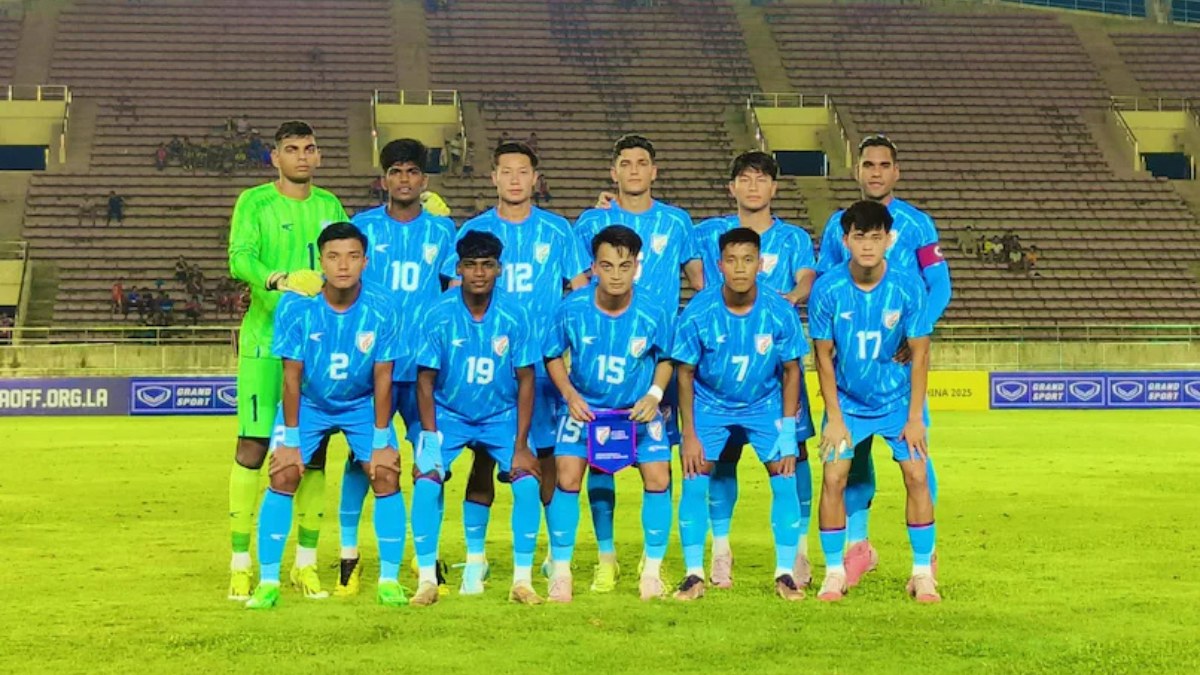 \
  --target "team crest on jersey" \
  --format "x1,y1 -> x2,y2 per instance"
629,337 -> 648,358
534,242 -> 551,264
650,234 -> 669,255
760,254 -> 779,275
492,335 -> 510,357
356,331 -> 376,354
755,333 -> 773,356
595,426 -> 611,445
423,244 -> 439,265
883,310 -> 901,330
648,420 -> 664,442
